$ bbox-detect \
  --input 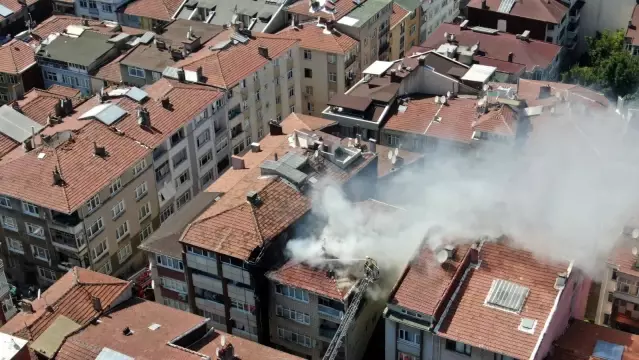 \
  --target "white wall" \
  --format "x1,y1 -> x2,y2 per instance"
581,0 -> 636,39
